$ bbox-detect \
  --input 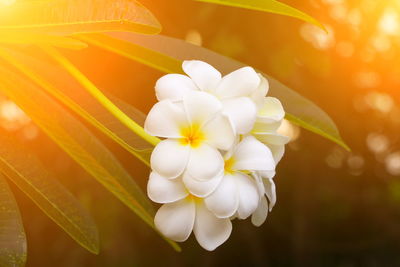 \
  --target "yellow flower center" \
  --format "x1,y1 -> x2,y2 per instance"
179,123 -> 205,148
187,194 -> 202,203
224,157 -> 236,174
